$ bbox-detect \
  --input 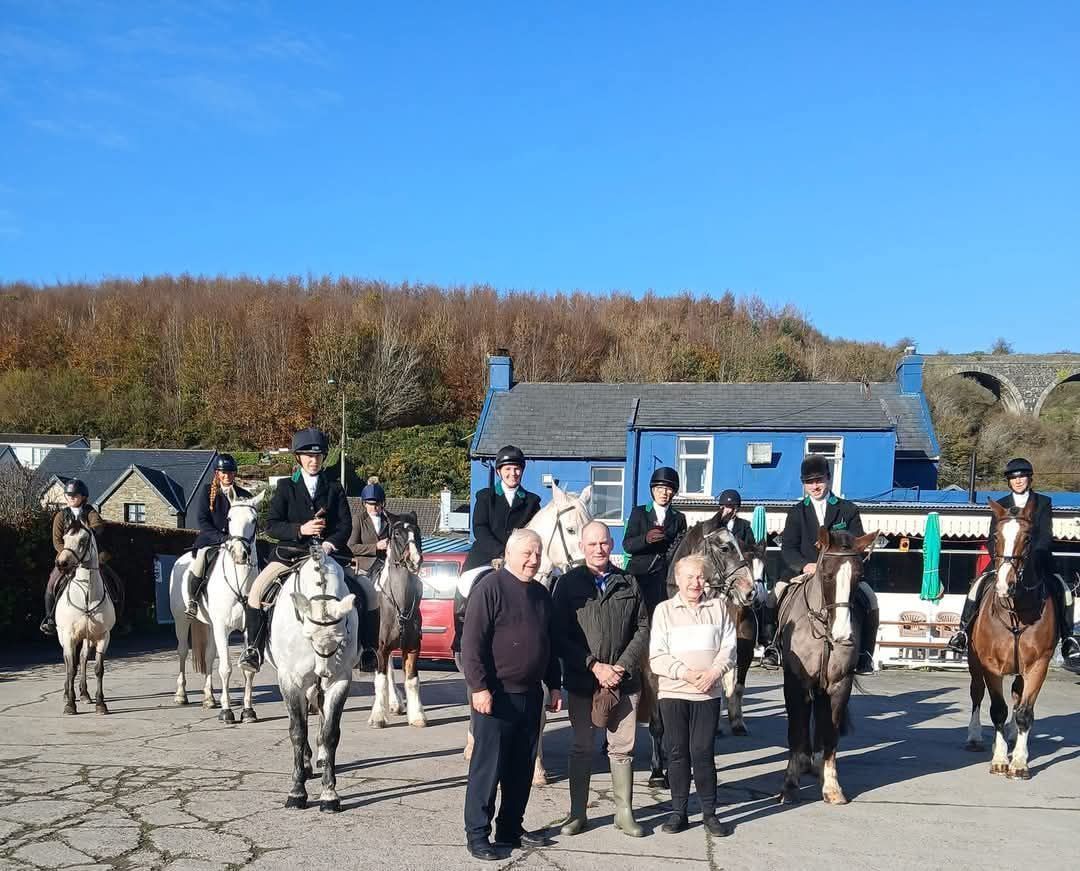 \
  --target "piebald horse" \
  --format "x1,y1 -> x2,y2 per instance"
169,493 -> 264,722
965,498 -> 1058,780
457,483 -> 593,785
778,528 -> 877,805
54,521 -> 116,715
269,547 -> 358,812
